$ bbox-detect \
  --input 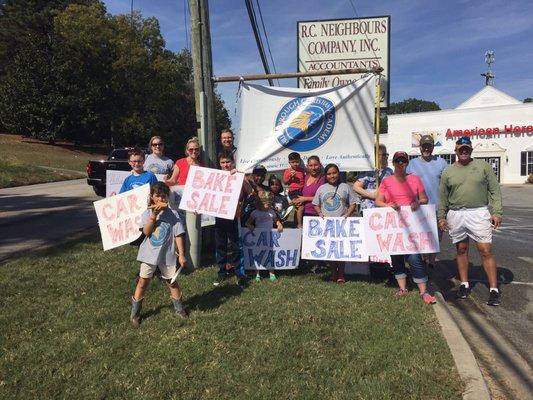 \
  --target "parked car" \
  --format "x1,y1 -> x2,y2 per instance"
86,148 -> 147,197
